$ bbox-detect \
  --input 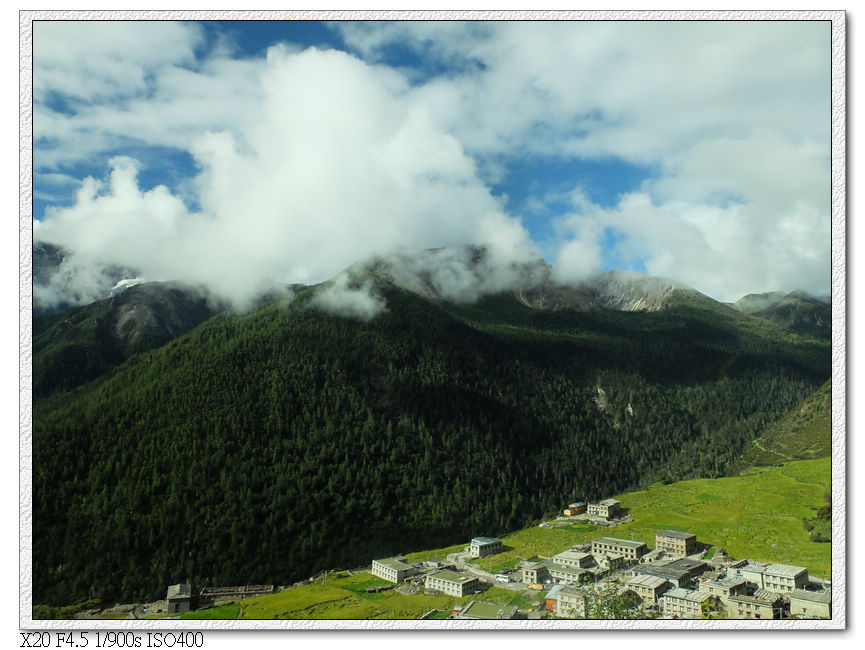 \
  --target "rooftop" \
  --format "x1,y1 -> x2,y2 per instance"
594,536 -> 646,549
663,588 -> 706,603
598,499 -> 620,507
374,557 -> 411,571
543,560 -> 584,576
791,589 -> 831,604
627,574 -> 668,589
730,590 -> 777,605
635,559 -> 706,581
166,583 -> 192,599
428,569 -> 477,584
459,600 -> 518,620
657,530 -> 696,540
545,584 -> 565,599
471,536 -> 501,546
764,563 -> 808,578
553,550 -> 591,561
